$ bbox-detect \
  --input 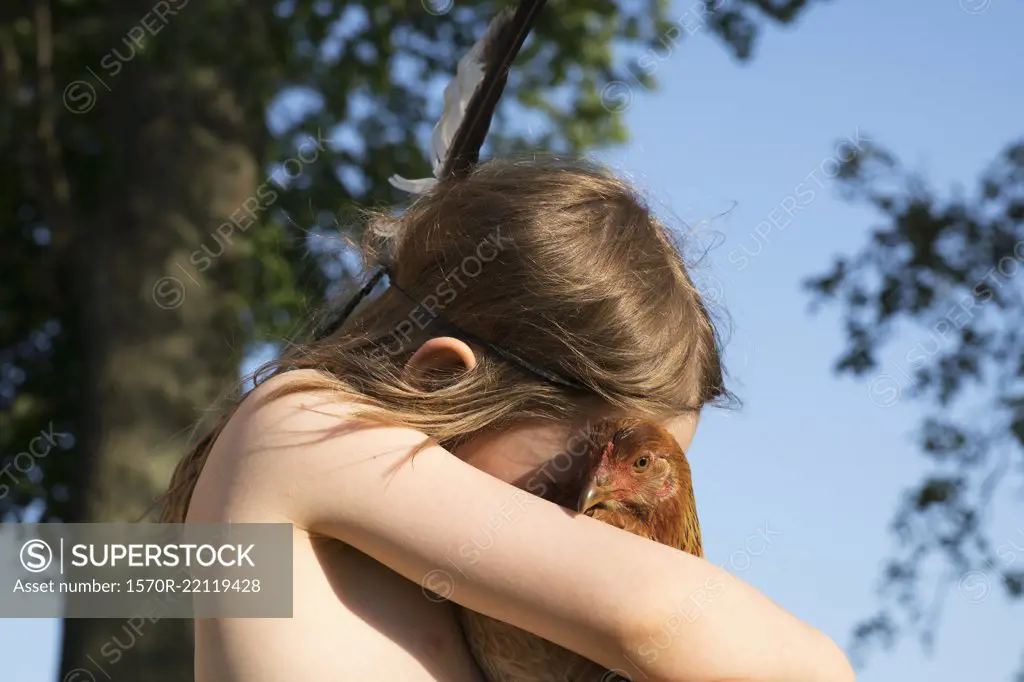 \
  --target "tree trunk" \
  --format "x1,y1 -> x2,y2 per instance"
56,2 -> 263,679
